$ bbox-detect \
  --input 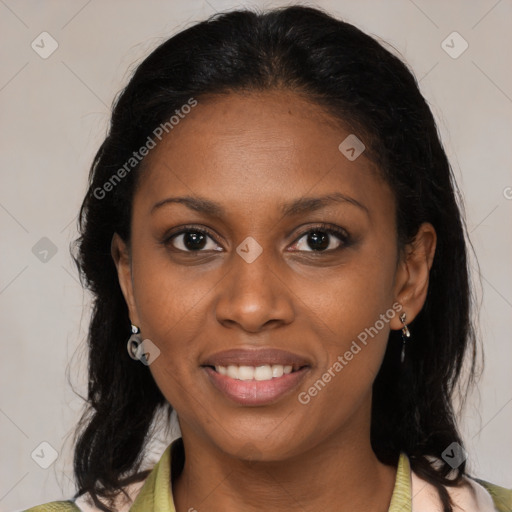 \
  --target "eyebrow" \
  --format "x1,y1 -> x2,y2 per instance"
151,192 -> 369,218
